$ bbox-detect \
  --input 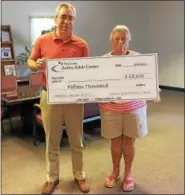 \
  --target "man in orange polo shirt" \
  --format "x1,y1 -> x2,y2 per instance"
27,3 -> 90,195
